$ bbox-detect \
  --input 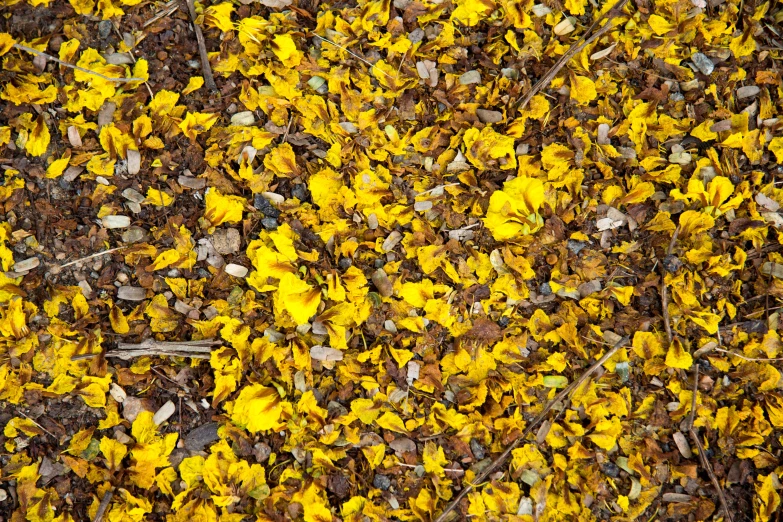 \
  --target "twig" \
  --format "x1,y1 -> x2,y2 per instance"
311,34 -> 394,80
17,410 -> 58,440
689,419 -> 733,522
71,339 -> 219,361
689,338 -> 733,521
661,225 -> 680,343
92,487 -> 115,522
51,246 -> 128,273
397,462 -> 465,474
183,0 -> 218,92
12,44 -> 144,83
511,0 -> 628,112
687,364 -> 699,431
433,336 -> 628,522
143,0 -> 179,29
